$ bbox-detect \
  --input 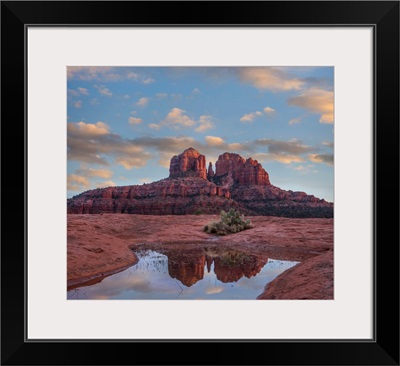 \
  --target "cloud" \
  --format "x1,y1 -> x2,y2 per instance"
139,178 -> 151,184
161,107 -> 196,129
322,141 -> 334,148
156,93 -> 168,98
263,106 -> 275,114
74,101 -> 82,108
77,87 -> 89,95
308,153 -> 334,165
67,121 -> 152,167
142,78 -> 154,84
149,123 -> 161,130
238,67 -> 304,91
76,167 -> 113,179
95,180 -> 116,188
68,87 -> 89,97
240,107 -> 275,123
192,88 -> 201,94
294,164 -> 318,174
136,97 -> 149,107
67,67 -> 155,83
129,117 -> 143,125
127,72 -> 154,84
68,121 -> 110,136
240,111 -> 263,123
95,85 -> 112,97
67,67 -> 121,81
253,152 -> 305,164
205,136 -> 225,146
67,174 -> 90,191
289,117 -> 301,125
90,98 -> 100,105
206,287 -> 224,295
195,115 -> 214,132
255,138 -> 315,155
288,88 -> 334,123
